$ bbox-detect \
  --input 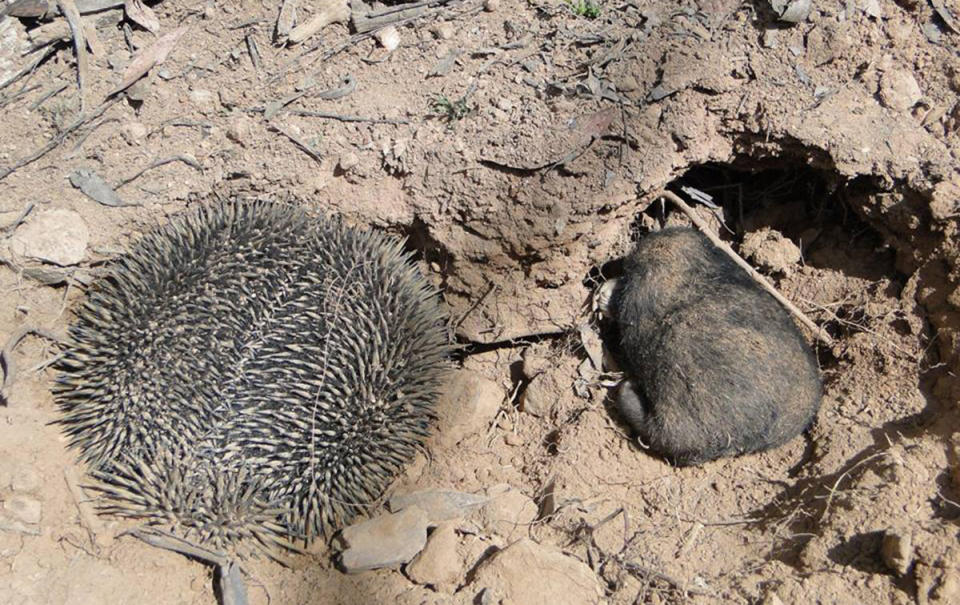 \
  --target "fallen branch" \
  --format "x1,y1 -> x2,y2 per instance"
659,190 -> 834,347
